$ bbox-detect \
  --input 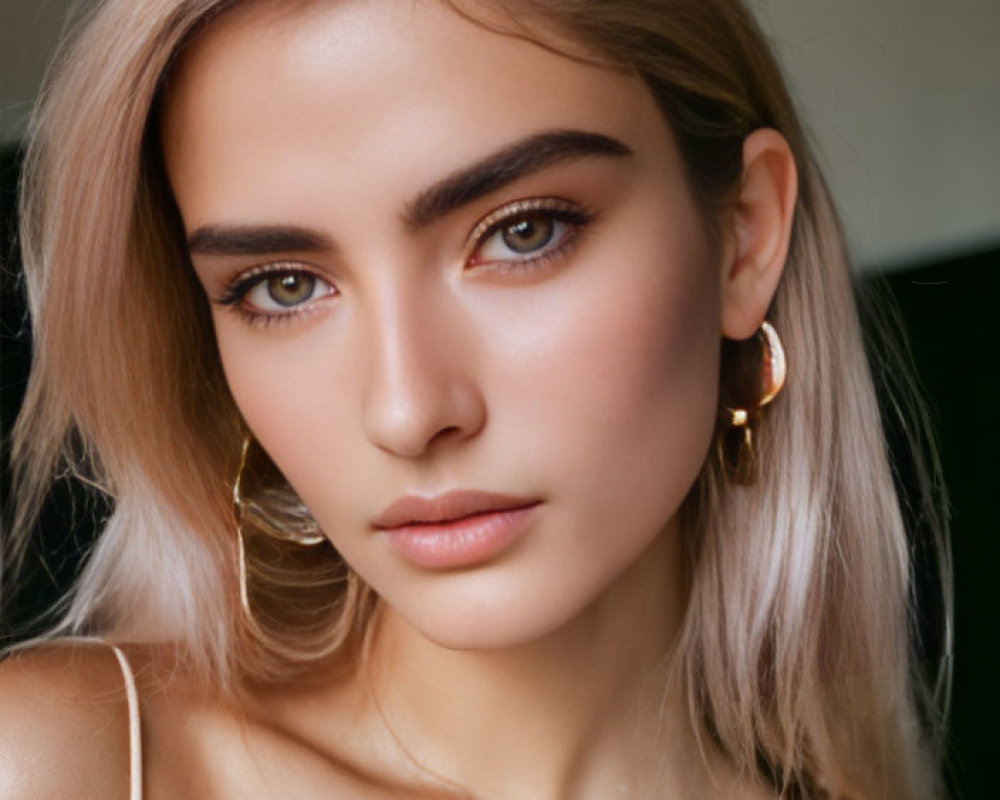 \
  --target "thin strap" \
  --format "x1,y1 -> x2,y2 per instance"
109,645 -> 143,800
